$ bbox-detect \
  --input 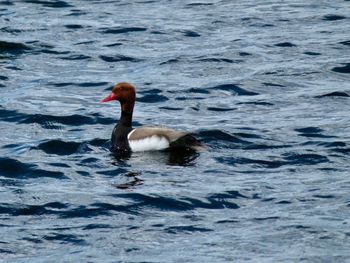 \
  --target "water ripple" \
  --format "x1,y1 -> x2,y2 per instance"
208,84 -> 259,96
99,54 -> 142,63
316,91 -> 349,98
0,107 -> 115,126
0,40 -> 31,55
36,140 -> 90,155
0,158 -> 66,179
23,0 -> 73,8
100,27 -> 147,34
322,14 -> 347,21
274,42 -> 297,47
332,63 -> 350,74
